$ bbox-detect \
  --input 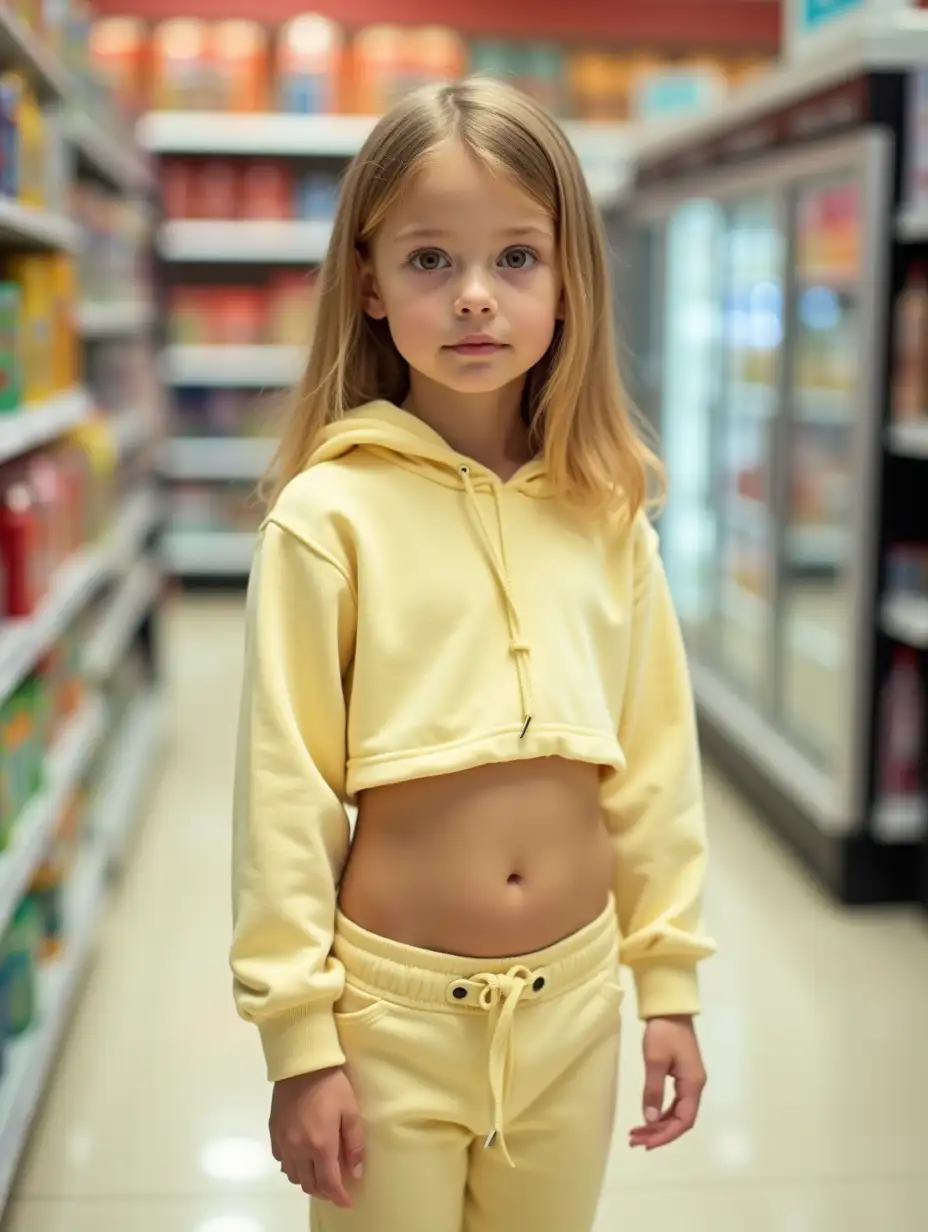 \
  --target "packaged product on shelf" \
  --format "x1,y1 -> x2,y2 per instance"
49,254 -> 78,391
197,159 -> 241,220
0,281 -> 22,412
1,897 -> 41,1036
351,24 -> 408,114
876,647 -> 926,808
239,161 -> 294,221
0,478 -> 41,616
0,677 -> 45,832
0,74 -> 22,200
27,451 -> 66,582
568,52 -> 630,121
168,287 -> 213,344
29,791 -> 80,961
212,20 -> 270,112
409,26 -> 466,94
162,158 -> 202,220
7,254 -> 53,404
469,41 -> 516,87
294,171 -> 339,222
90,17 -> 149,116
150,19 -> 214,111
69,416 -> 117,542
892,266 -> 928,424
268,272 -> 316,345
519,44 -> 566,113
214,287 -> 268,345
276,14 -> 344,115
